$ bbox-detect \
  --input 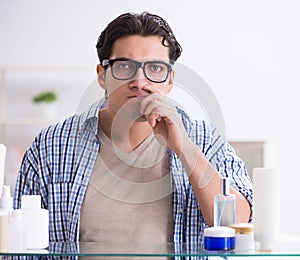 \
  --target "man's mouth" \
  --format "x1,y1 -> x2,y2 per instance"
128,94 -> 148,98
